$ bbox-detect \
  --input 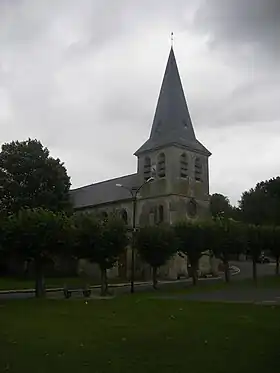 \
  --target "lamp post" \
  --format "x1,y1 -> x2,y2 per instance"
116,177 -> 154,293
